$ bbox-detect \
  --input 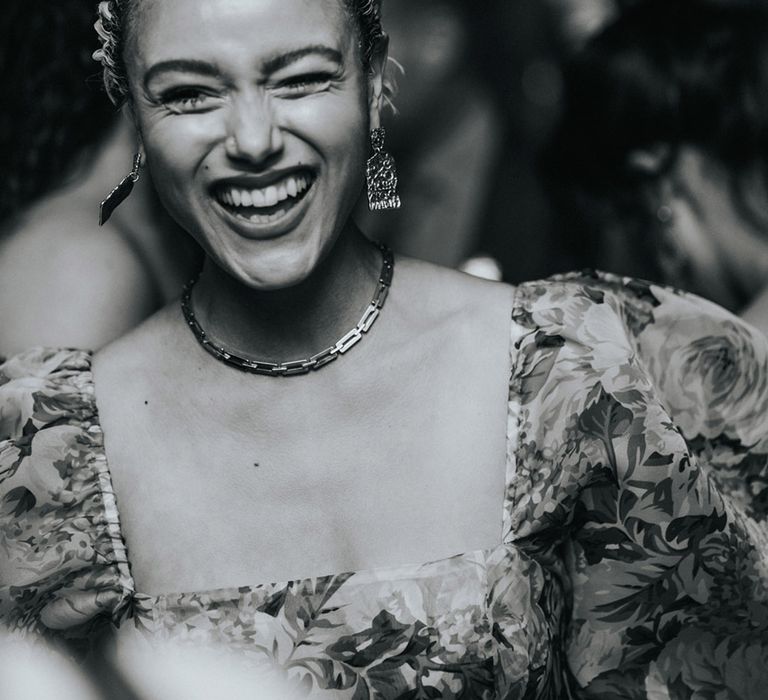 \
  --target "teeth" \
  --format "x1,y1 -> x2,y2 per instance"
249,210 -> 288,224
216,173 -> 311,210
